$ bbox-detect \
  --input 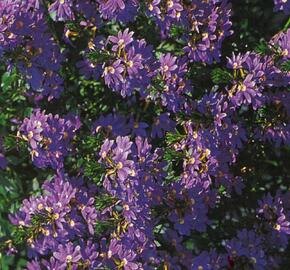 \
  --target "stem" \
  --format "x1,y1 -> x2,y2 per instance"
283,16 -> 290,31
